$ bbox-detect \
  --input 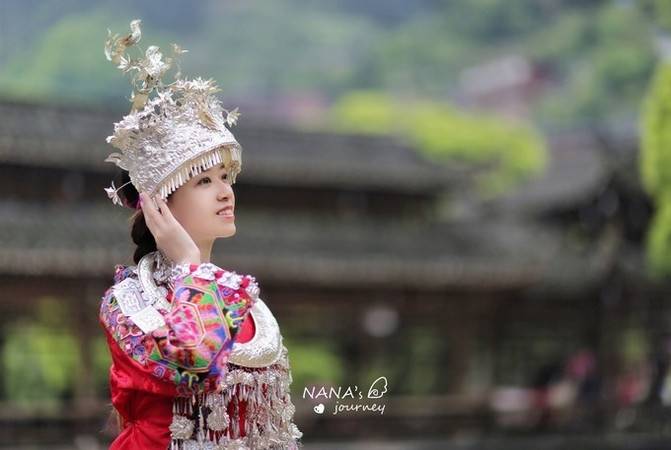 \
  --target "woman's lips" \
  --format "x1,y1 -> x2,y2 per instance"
217,207 -> 234,218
